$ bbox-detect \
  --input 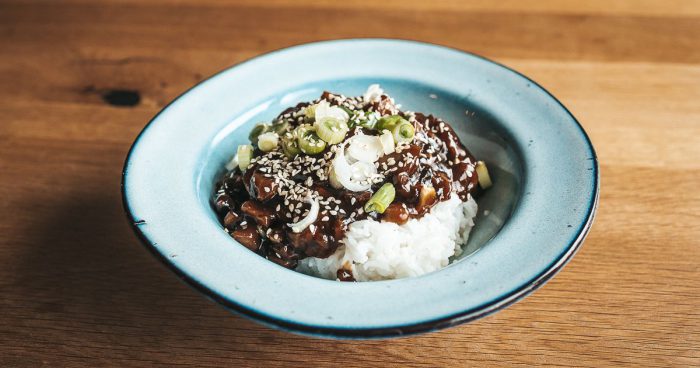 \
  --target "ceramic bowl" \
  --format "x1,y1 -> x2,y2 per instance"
122,39 -> 598,338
